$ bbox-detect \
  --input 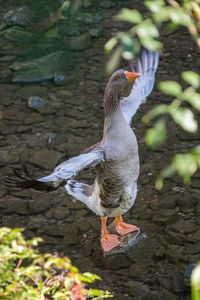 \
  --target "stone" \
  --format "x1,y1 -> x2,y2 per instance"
89,27 -> 102,38
193,229 -> 200,241
0,150 -> 19,166
10,51 -> 69,83
125,281 -> 151,298
28,96 -> 47,109
63,233 -> 79,245
2,28 -> 38,44
99,1 -> 116,8
28,195 -> 51,214
0,7 -> 33,30
28,149 -> 63,170
69,33 -> 92,51
104,254 -> 129,270
29,215 -> 46,229
54,206 -> 69,220
1,197 -> 28,214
